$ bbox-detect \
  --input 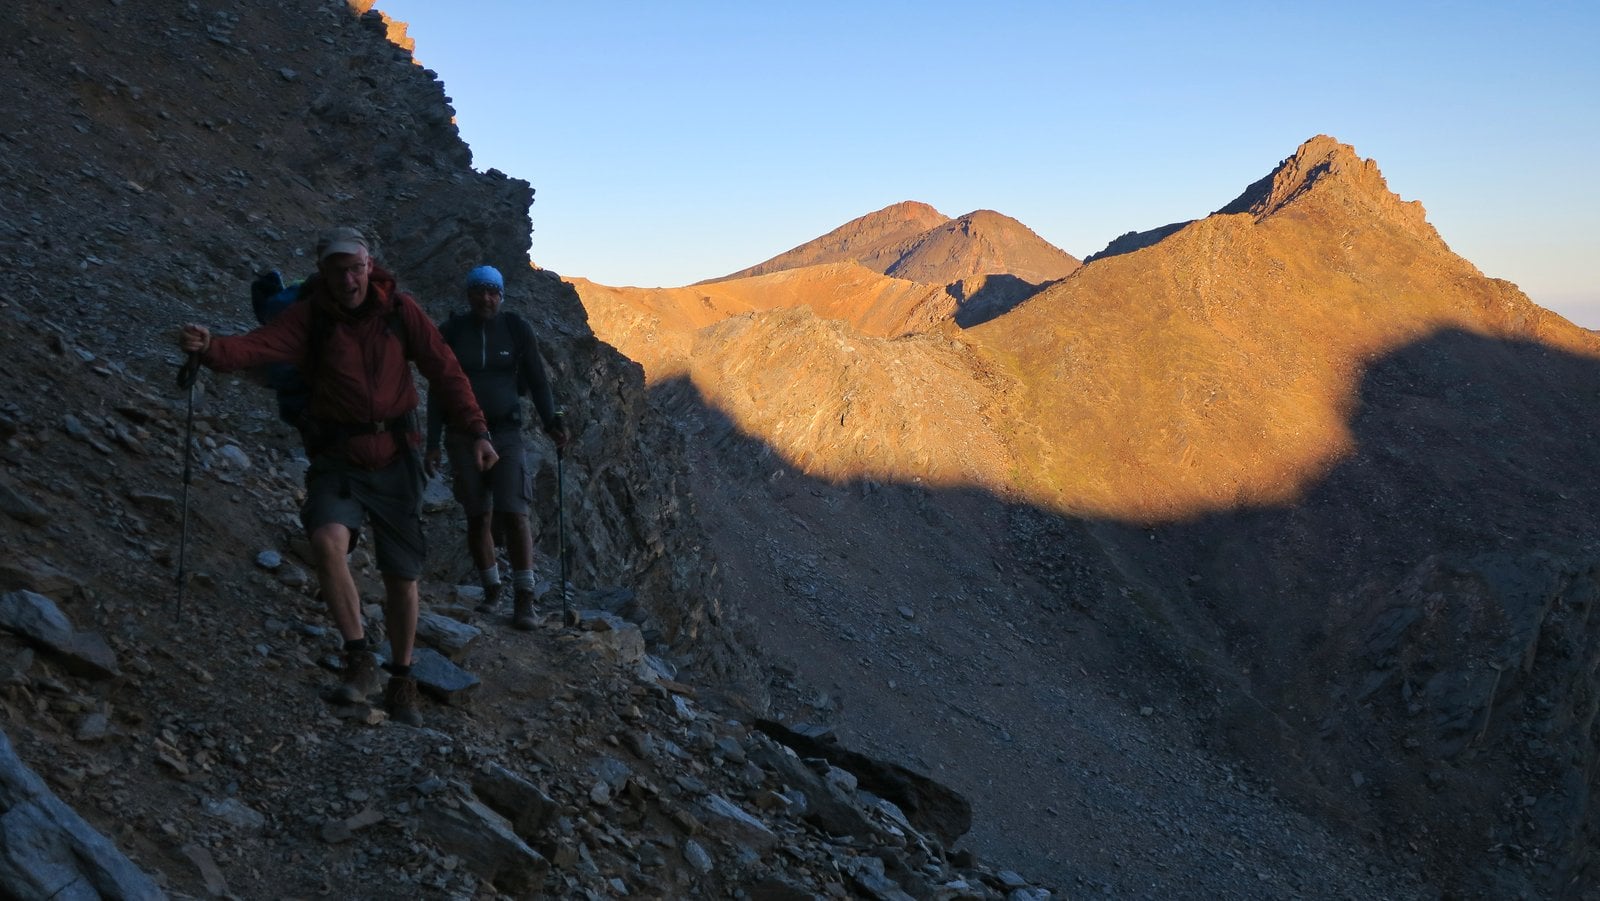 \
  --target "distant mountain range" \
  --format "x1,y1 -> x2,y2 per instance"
703,200 -> 1082,288
575,199 -> 1087,372
571,137 -> 1600,898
